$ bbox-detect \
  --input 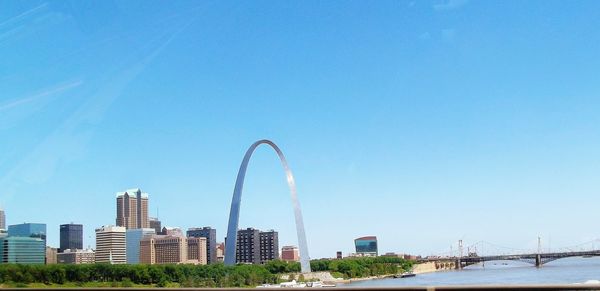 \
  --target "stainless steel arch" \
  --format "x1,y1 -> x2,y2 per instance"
225,139 -> 311,273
